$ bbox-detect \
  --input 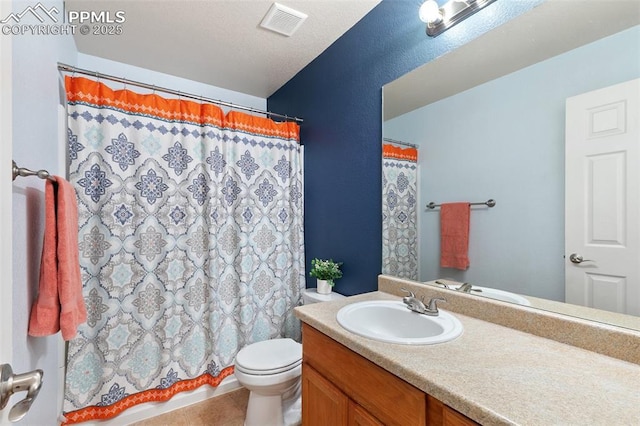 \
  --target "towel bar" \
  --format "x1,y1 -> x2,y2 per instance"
12,161 -> 56,182
426,199 -> 495,209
